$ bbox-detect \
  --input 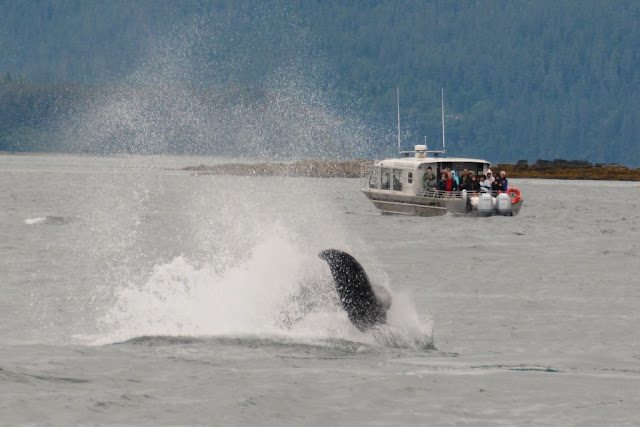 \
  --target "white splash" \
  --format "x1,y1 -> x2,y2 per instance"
24,217 -> 47,225
94,232 -> 433,349
97,234 -> 308,343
